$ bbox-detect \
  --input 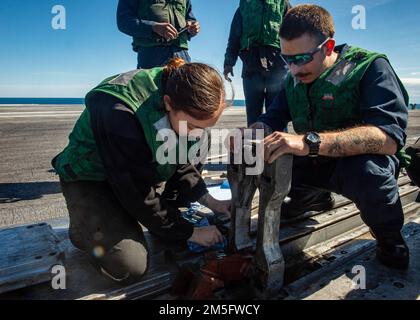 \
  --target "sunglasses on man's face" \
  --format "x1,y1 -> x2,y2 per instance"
281,38 -> 330,67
